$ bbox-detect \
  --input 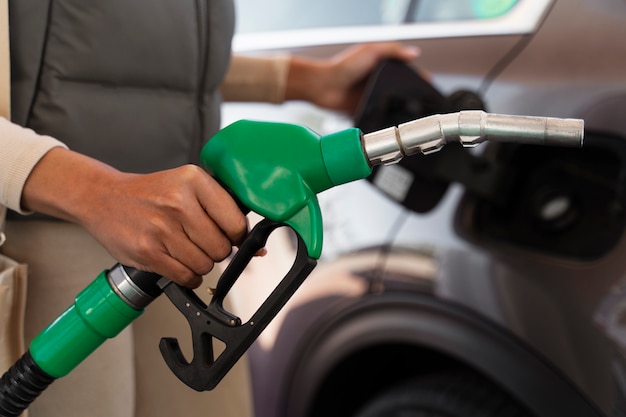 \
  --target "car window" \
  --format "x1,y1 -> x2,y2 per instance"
232,0 -> 552,52
412,0 -> 519,22
235,0 -> 519,34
